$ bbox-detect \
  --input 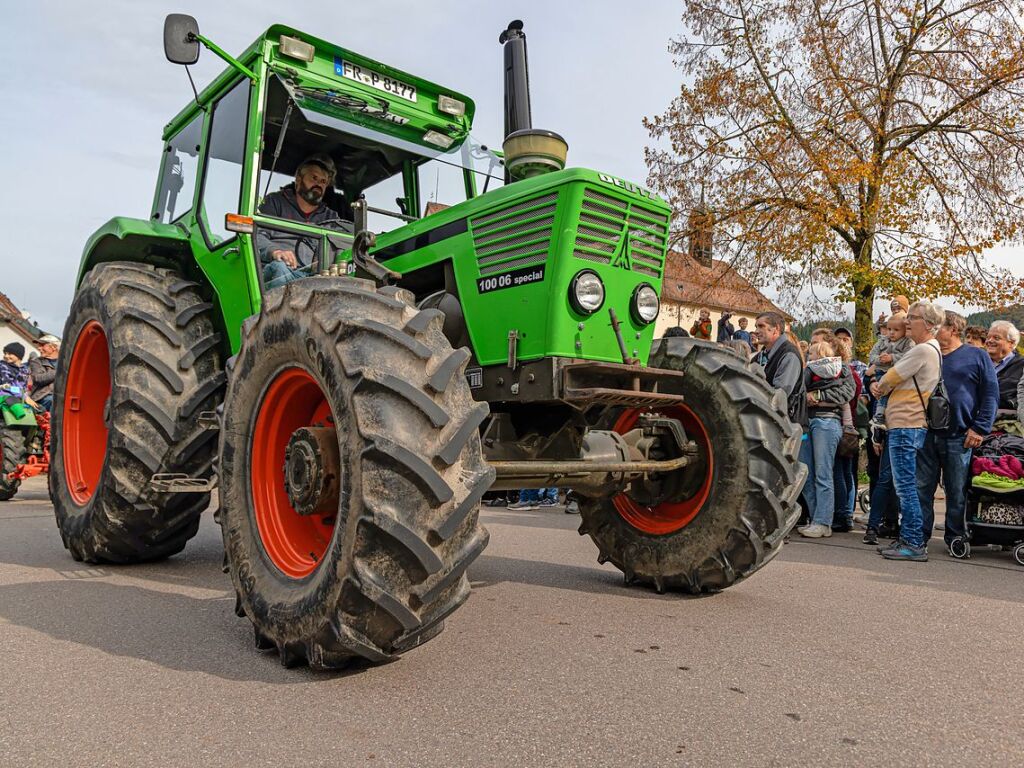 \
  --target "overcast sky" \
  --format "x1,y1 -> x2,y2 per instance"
2,1 -> 1020,335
